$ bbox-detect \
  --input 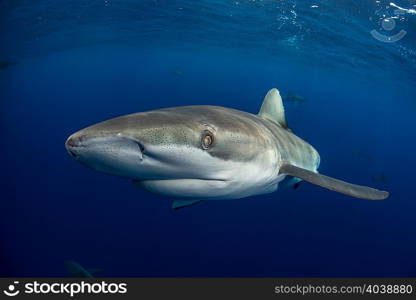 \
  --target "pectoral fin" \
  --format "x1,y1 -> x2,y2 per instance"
172,199 -> 203,210
279,163 -> 389,200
